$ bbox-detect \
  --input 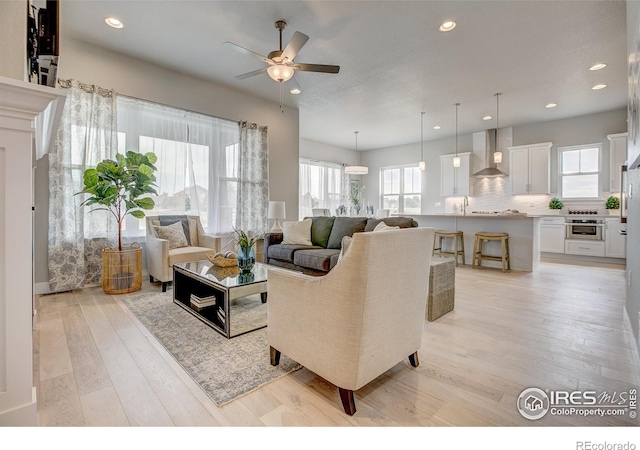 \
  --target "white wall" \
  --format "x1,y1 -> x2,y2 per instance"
358,109 -> 626,216
33,36 -> 300,285
299,138 -> 354,165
